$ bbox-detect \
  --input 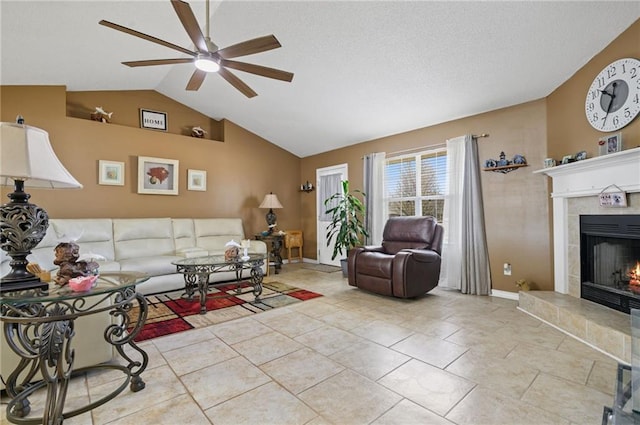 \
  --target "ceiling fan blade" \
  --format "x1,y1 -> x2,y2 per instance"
171,0 -> 208,53
123,58 -> 194,67
186,69 -> 207,91
218,67 -> 257,98
220,59 -> 294,82
99,20 -> 195,56
216,35 -> 282,59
